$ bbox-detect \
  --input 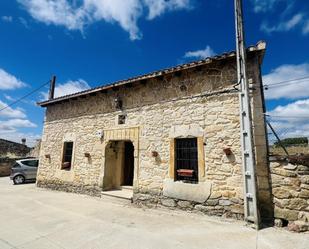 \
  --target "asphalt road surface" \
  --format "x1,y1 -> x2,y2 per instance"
0,177 -> 308,249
